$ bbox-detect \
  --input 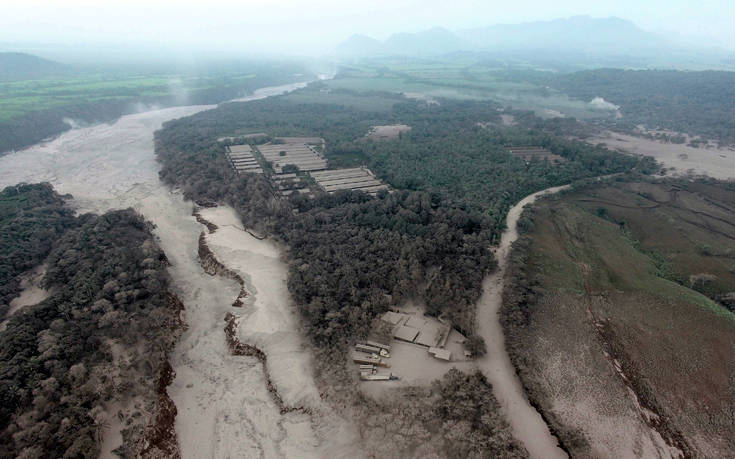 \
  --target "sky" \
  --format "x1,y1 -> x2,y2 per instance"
1,0 -> 734,57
